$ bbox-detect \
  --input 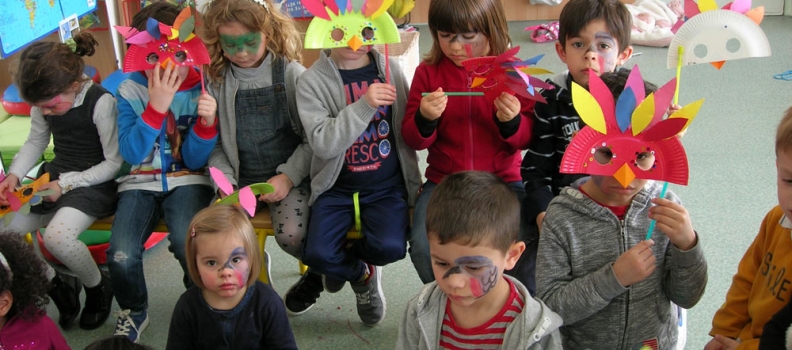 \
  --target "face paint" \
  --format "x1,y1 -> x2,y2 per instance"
592,31 -> 618,71
220,33 -> 262,56
438,31 -> 490,66
217,247 -> 249,287
442,255 -> 498,298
